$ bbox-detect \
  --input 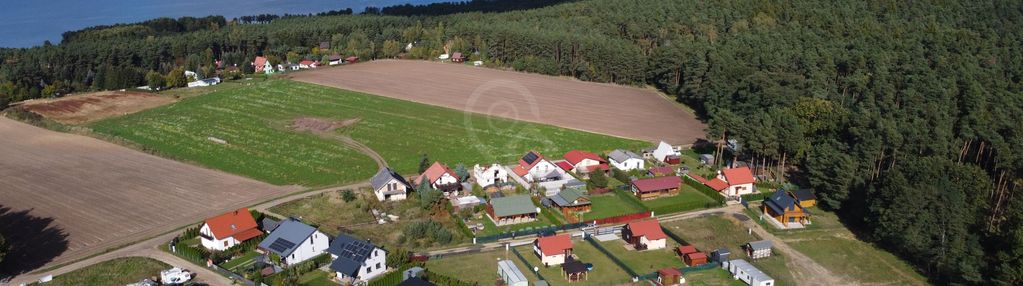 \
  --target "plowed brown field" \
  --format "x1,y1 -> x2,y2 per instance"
0,118 -> 298,274
291,60 -> 705,144
19,91 -> 175,124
